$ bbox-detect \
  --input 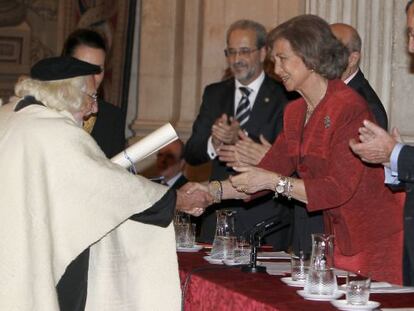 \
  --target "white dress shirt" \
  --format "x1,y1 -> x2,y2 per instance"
207,71 -> 266,159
